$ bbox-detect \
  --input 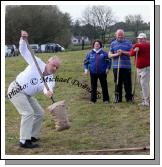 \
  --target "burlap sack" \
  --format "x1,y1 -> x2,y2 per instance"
48,100 -> 70,131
